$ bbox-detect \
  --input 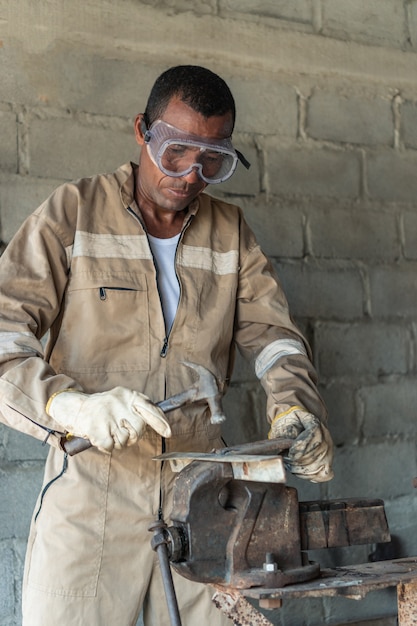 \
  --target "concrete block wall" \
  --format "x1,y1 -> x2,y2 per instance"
1,1 -> 417,625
